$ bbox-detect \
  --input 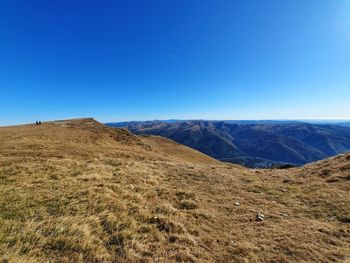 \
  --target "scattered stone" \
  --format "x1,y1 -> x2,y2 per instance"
328,216 -> 336,222
280,188 -> 288,193
234,201 -> 240,206
256,214 -> 265,221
